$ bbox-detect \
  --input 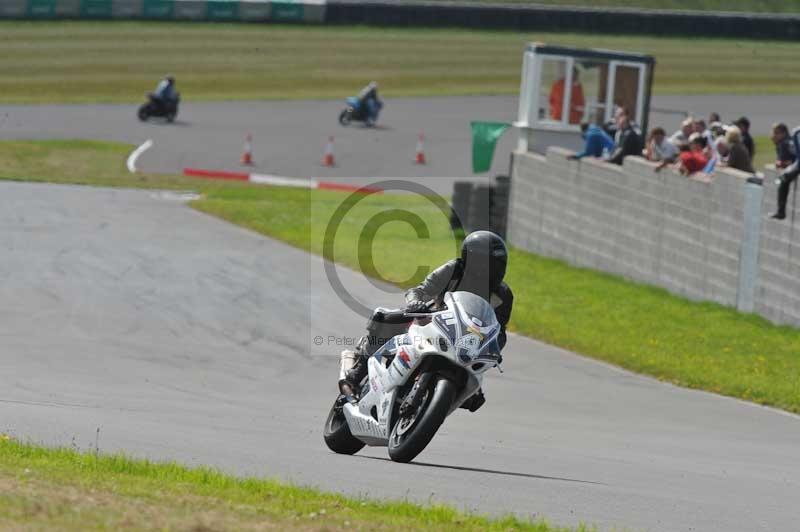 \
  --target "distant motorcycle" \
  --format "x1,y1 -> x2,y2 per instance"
138,92 -> 180,123
338,96 -> 382,127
